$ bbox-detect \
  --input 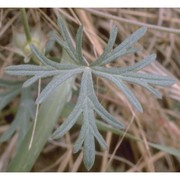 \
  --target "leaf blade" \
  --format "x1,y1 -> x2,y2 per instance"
5,65 -> 54,76
75,25 -> 86,65
99,47 -> 141,66
83,129 -> 95,171
92,54 -> 156,75
118,76 -> 162,98
22,71 -> 64,87
91,25 -> 118,66
92,27 -> 147,66
85,70 -> 125,128
123,72 -> 176,86
73,122 -> 86,153
0,88 -> 21,110
51,107 -> 82,139
93,70 -> 143,112
89,111 -> 108,150
36,68 -> 83,104
57,16 -> 78,63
